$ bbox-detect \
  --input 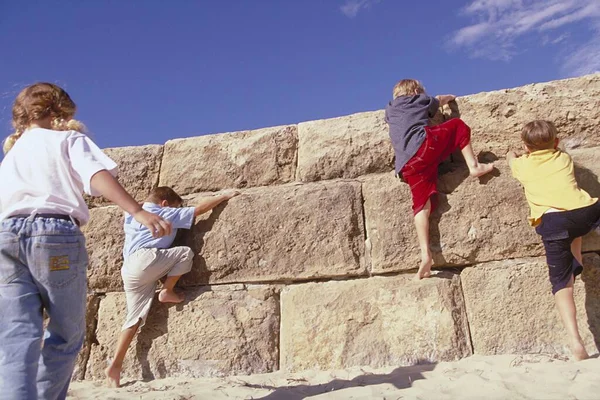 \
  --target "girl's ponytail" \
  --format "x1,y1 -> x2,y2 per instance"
51,118 -> 87,134
3,130 -> 24,154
